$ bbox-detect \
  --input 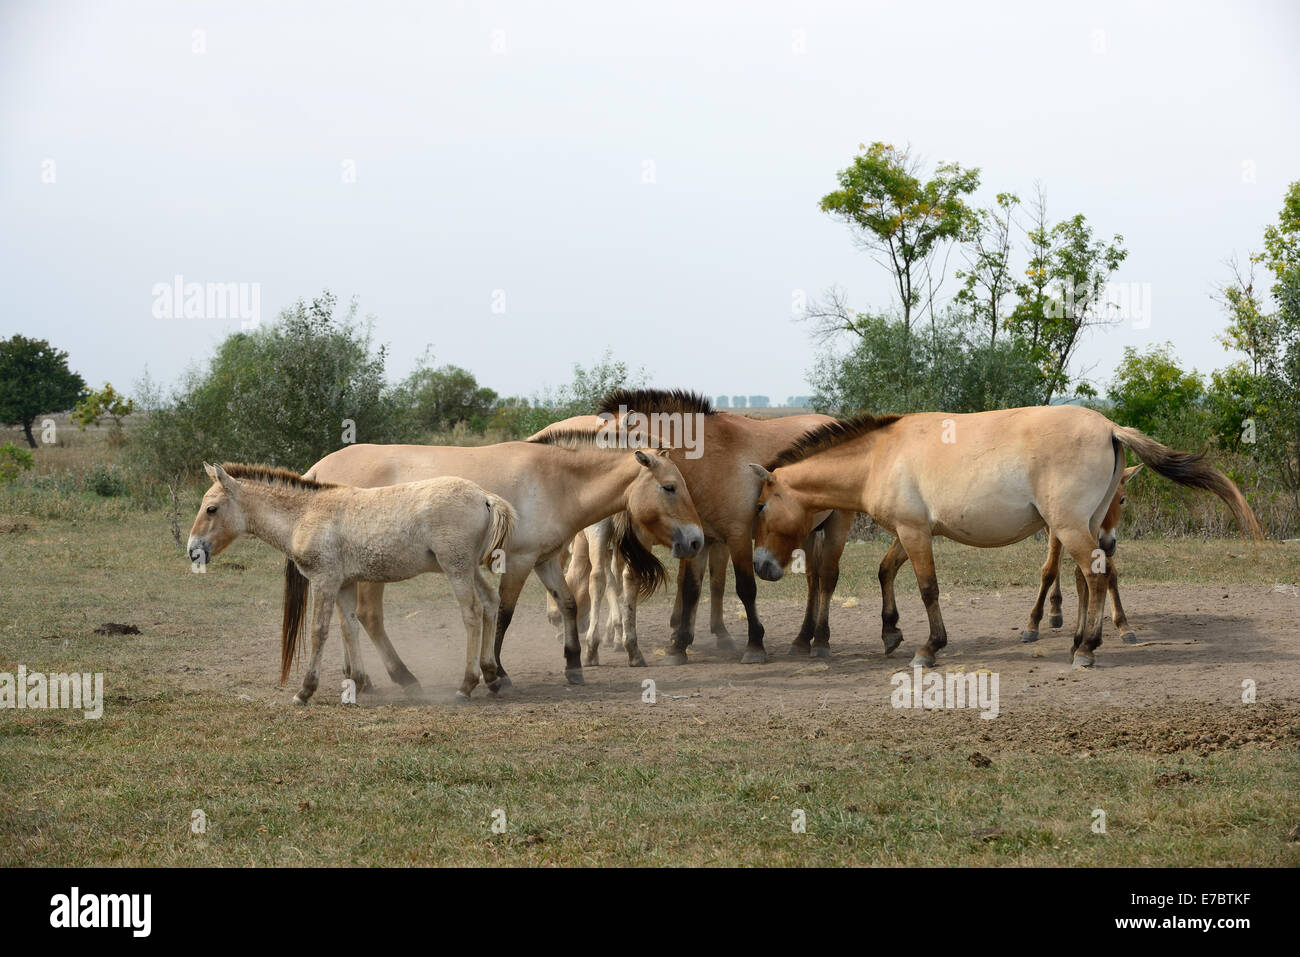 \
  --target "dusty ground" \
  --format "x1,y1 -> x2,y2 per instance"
273,576 -> 1300,754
